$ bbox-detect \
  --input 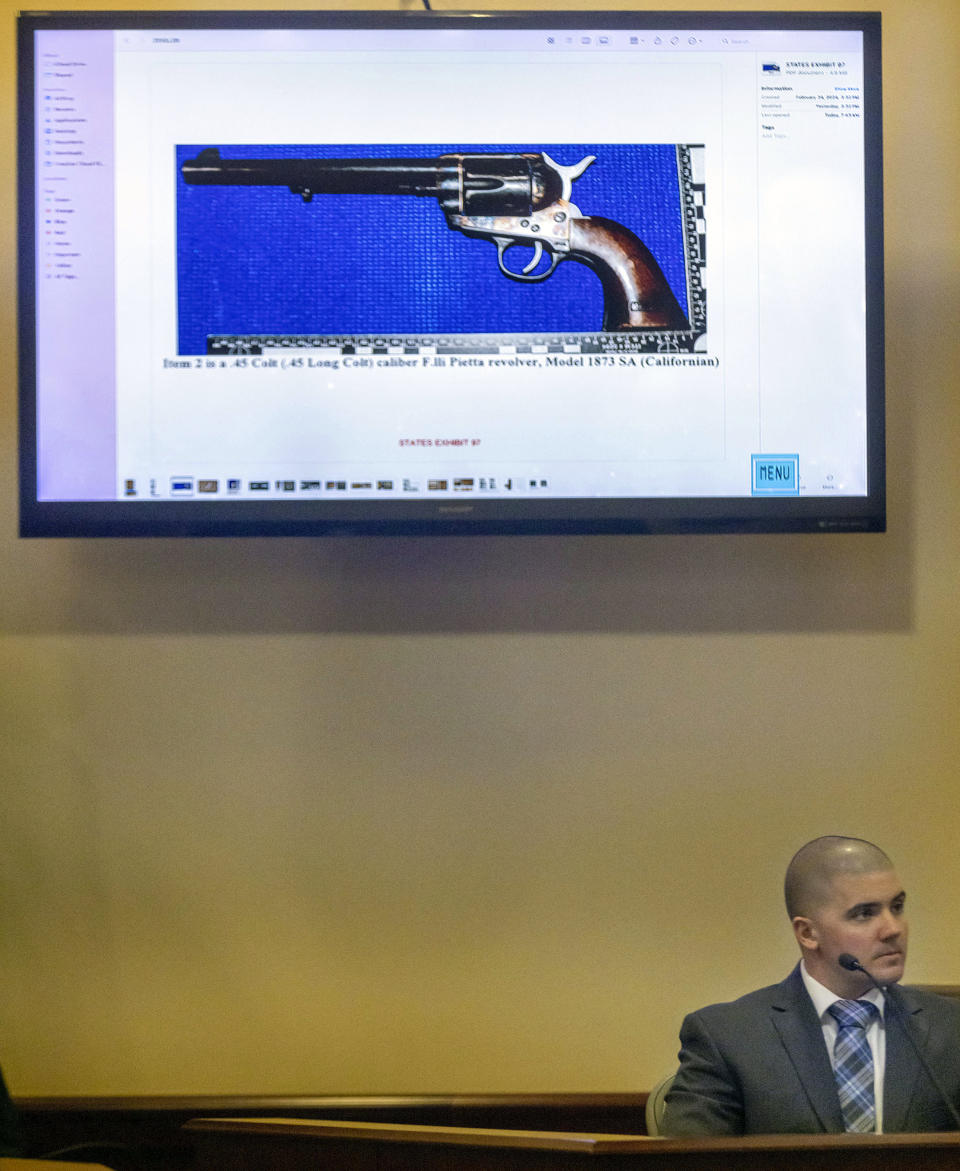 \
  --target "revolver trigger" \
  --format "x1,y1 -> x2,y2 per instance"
522,241 -> 544,275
